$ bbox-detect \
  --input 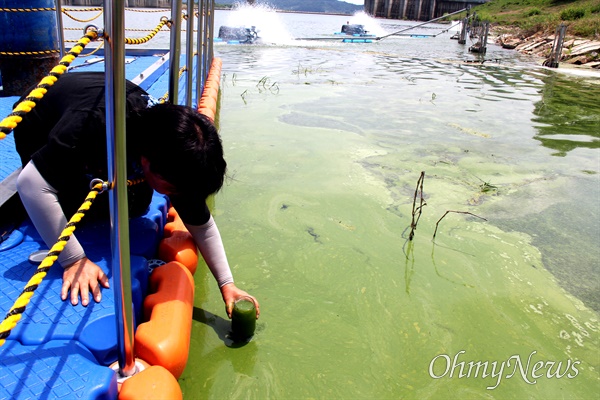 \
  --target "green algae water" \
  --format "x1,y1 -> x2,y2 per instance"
178,8 -> 599,400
